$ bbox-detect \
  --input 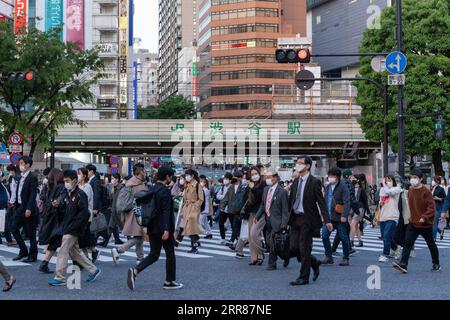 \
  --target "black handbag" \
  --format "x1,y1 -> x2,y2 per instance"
273,230 -> 290,260
90,212 -> 108,233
